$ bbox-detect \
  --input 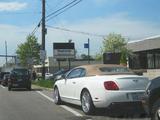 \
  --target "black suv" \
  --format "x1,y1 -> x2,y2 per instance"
8,68 -> 31,91
143,77 -> 160,120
